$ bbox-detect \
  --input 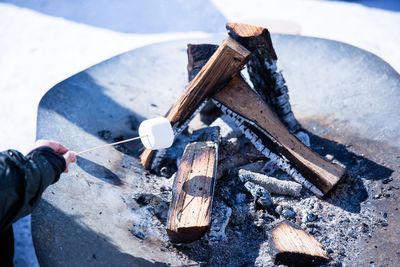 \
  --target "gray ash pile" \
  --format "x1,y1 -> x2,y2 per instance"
128,114 -> 395,266
127,22 -> 397,266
